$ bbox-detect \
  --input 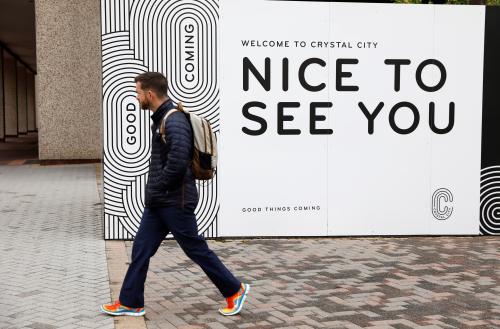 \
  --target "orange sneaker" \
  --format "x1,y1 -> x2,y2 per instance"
100,300 -> 145,317
218,283 -> 250,316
